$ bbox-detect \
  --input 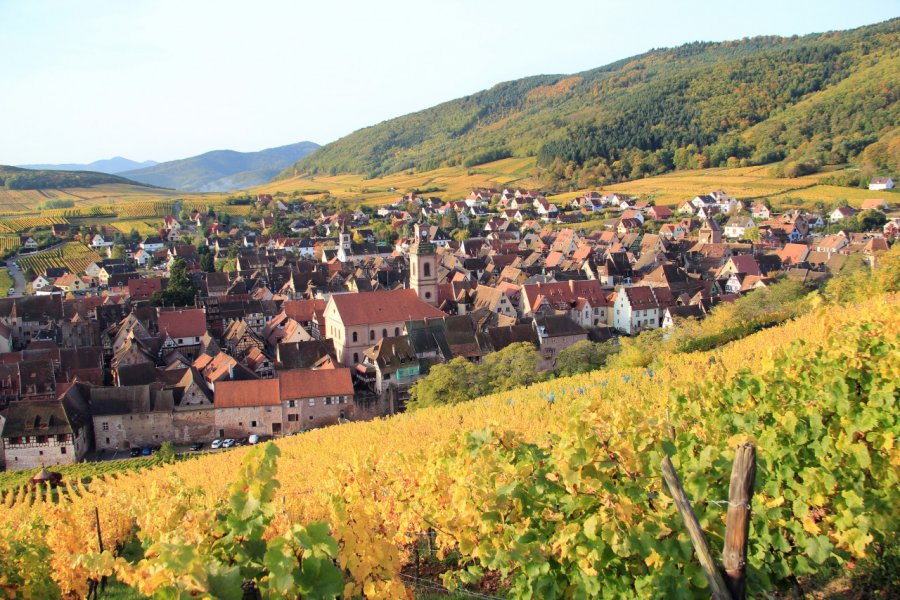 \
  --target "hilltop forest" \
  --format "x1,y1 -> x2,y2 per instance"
286,18 -> 900,189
